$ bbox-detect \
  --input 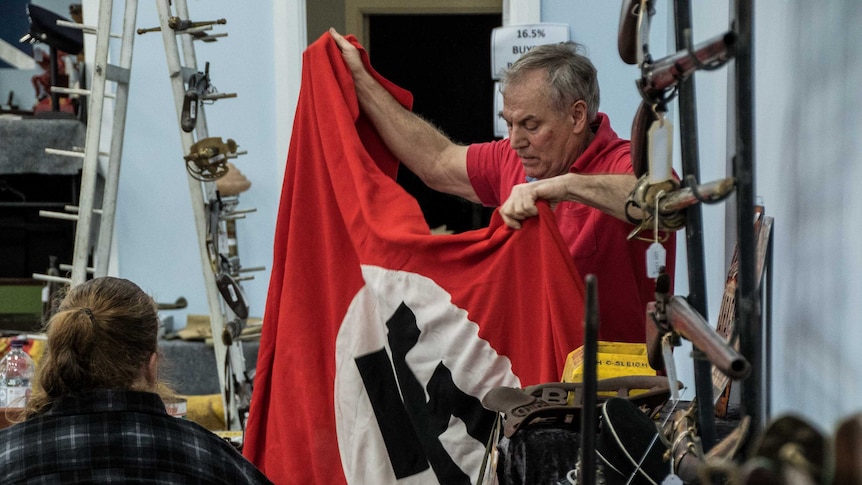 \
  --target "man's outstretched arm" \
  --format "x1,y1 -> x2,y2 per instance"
329,28 -> 479,203
500,173 -> 641,229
